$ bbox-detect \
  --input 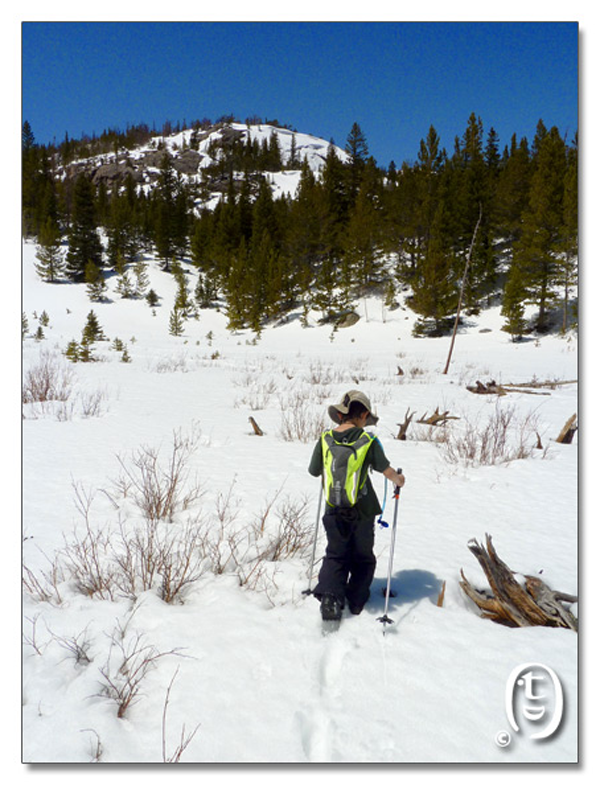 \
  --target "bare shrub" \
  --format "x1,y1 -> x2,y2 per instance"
440,404 -> 546,467
150,354 -> 189,374
258,494 -> 313,562
234,379 -> 278,410
162,668 -> 200,763
78,389 -> 109,418
278,390 -> 326,442
114,426 -> 205,523
98,624 -> 181,719
51,627 -> 93,666
23,349 -> 74,404
61,483 -> 117,600
22,560 -> 64,605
